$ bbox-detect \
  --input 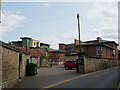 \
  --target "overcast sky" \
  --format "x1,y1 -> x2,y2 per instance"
0,1 -> 119,49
